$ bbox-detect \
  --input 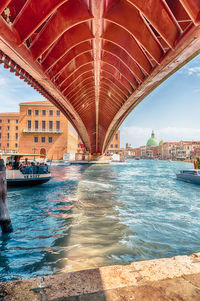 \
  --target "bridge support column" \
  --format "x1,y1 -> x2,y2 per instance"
0,159 -> 13,233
